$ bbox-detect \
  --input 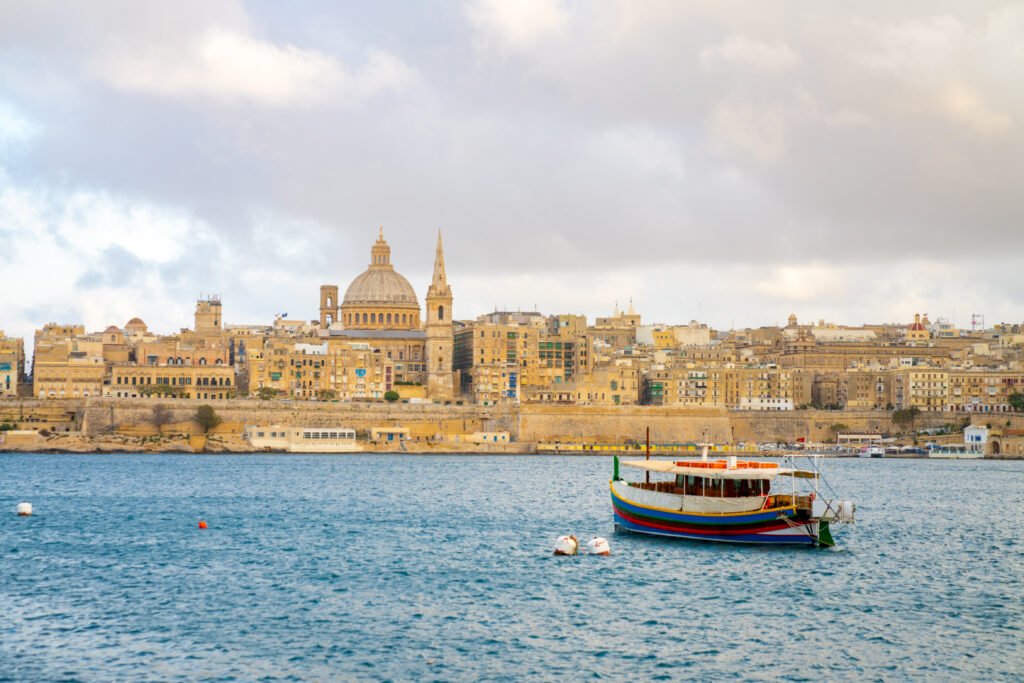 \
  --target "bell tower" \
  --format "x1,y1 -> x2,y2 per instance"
425,231 -> 454,399
320,285 -> 339,328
